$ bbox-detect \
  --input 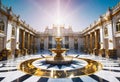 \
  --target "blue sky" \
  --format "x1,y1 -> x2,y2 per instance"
2,0 -> 120,32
